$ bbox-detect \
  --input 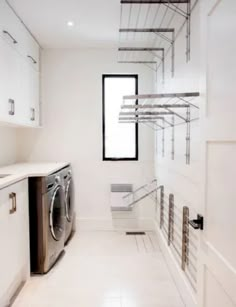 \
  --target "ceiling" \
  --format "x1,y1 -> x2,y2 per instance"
8,0 -> 121,48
